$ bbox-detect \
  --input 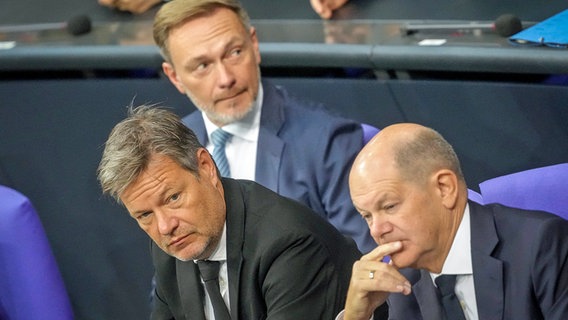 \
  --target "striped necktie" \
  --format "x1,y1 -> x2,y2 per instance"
211,129 -> 232,177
